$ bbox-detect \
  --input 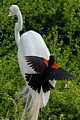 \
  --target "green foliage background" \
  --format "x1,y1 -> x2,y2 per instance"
0,0 -> 80,119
